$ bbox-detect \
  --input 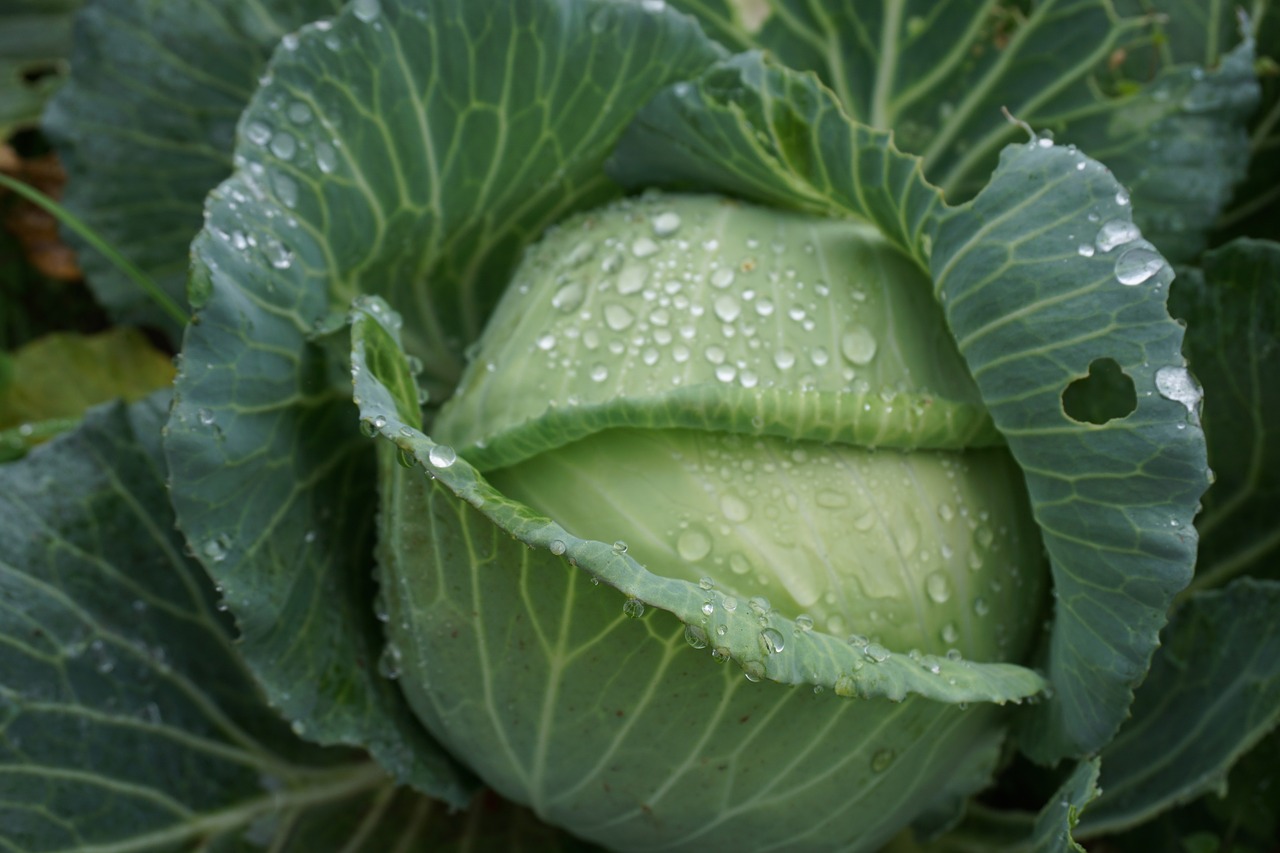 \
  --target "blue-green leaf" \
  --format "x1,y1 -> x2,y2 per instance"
43,0 -> 342,342
1078,579 -> 1280,837
166,0 -> 723,803
934,140 -> 1210,762
0,396 -> 408,850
